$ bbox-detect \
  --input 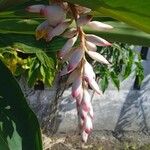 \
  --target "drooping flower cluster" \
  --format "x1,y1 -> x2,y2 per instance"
27,1 -> 113,143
